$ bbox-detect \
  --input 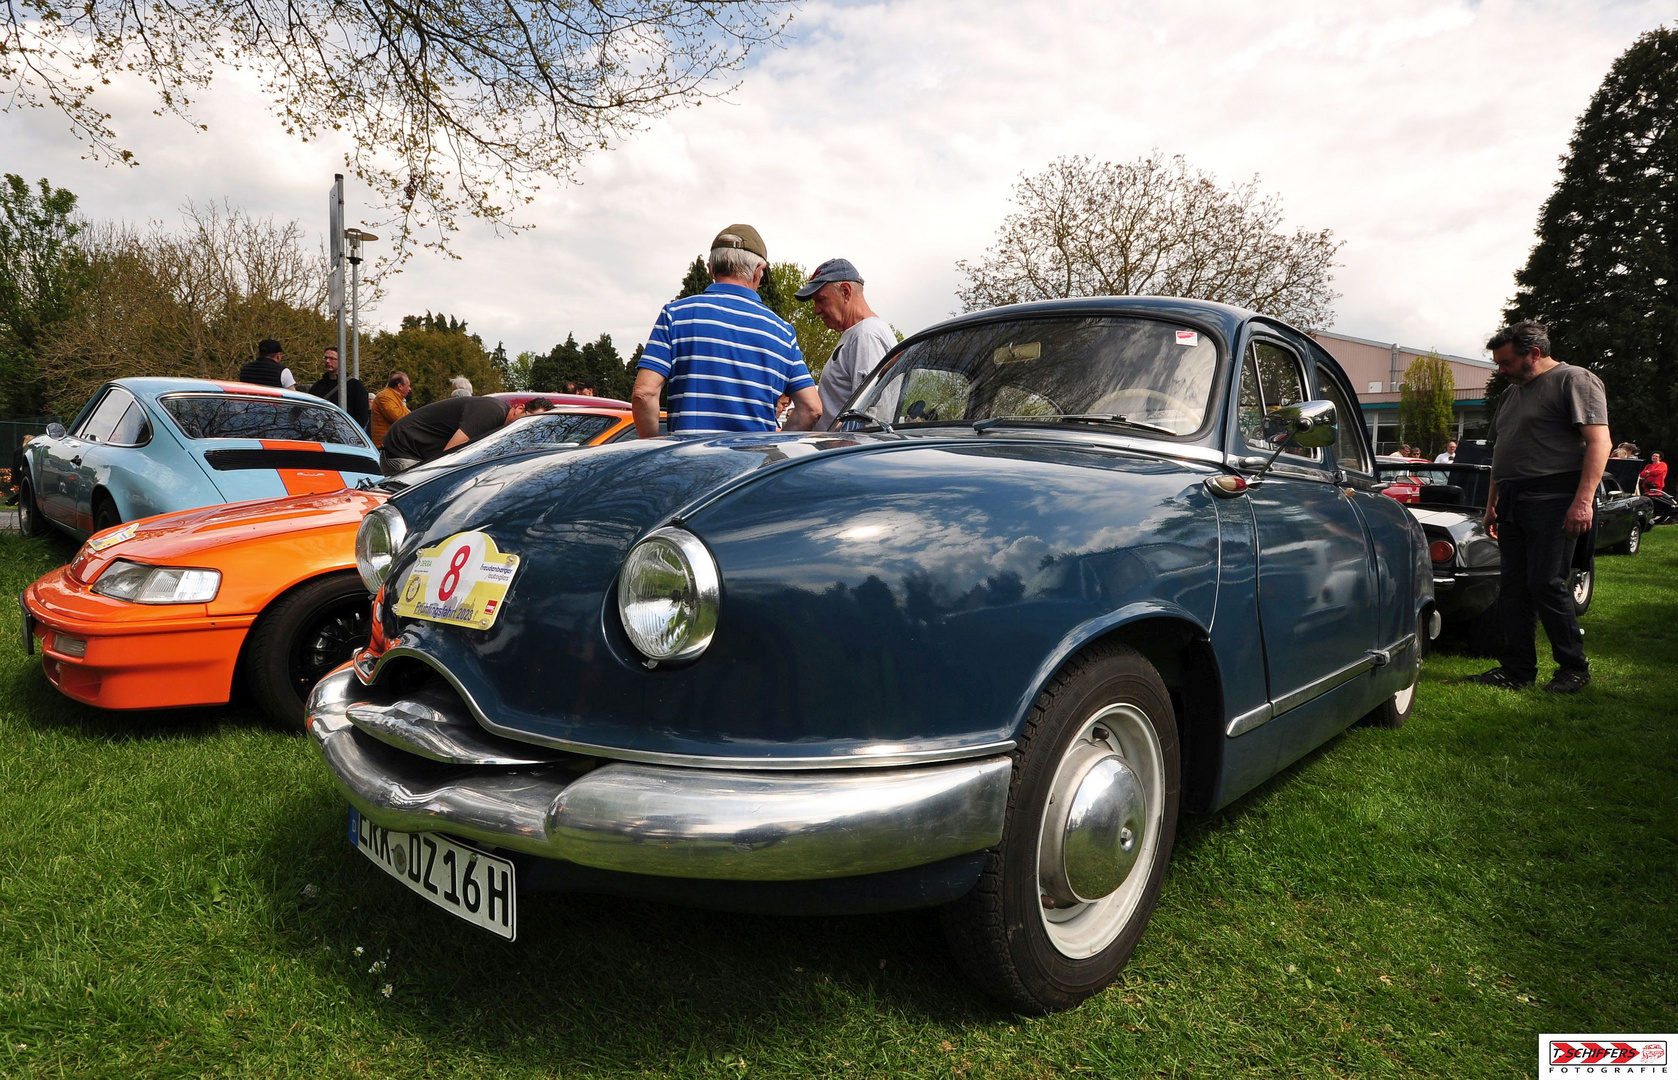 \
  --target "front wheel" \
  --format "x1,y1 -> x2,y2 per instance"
244,574 -> 371,729
940,642 -> 1180,1014
1621,522 -> 1641,555
1571,567 -> 1594,617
